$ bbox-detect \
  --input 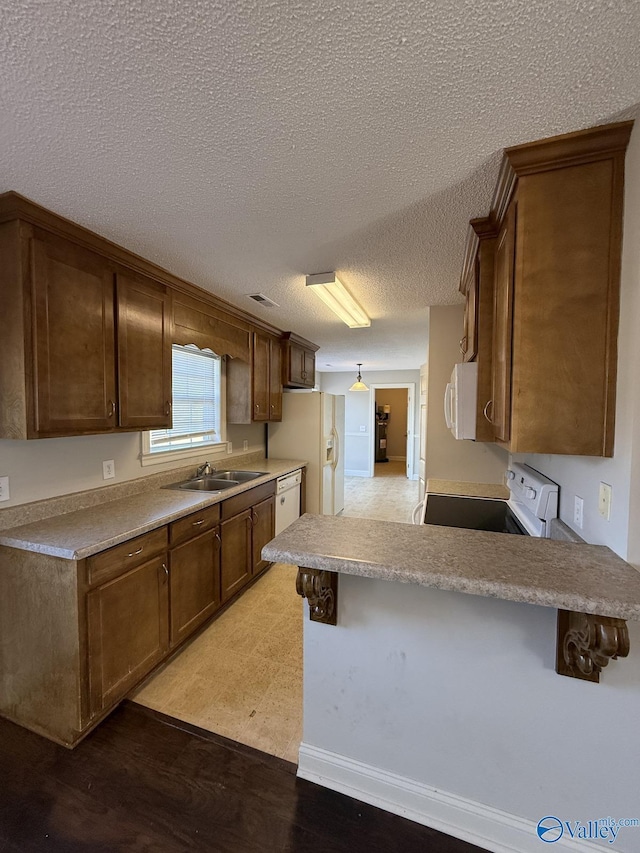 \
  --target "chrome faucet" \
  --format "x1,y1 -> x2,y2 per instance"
196,461 -> 215,477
